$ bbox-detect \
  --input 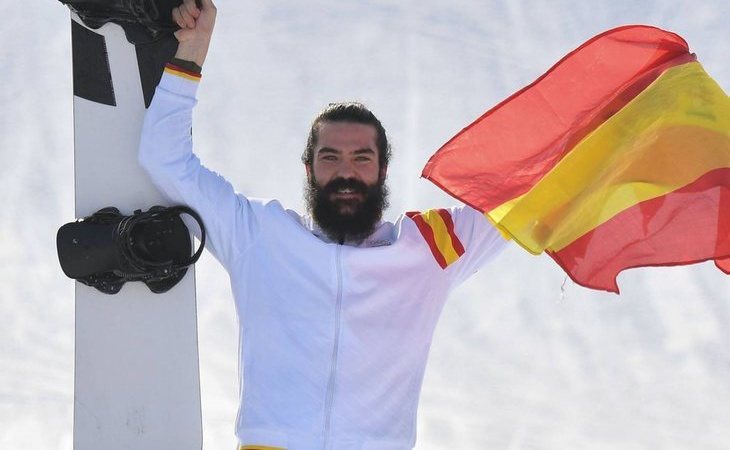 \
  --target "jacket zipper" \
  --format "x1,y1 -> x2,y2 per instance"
323,244 -> 343,449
